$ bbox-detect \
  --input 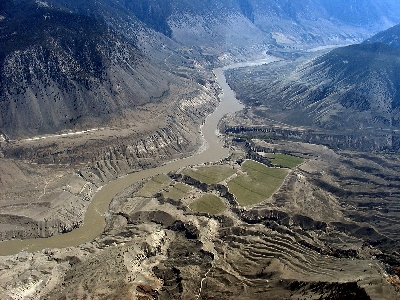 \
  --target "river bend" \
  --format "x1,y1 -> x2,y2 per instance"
0,55 -> 279,256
